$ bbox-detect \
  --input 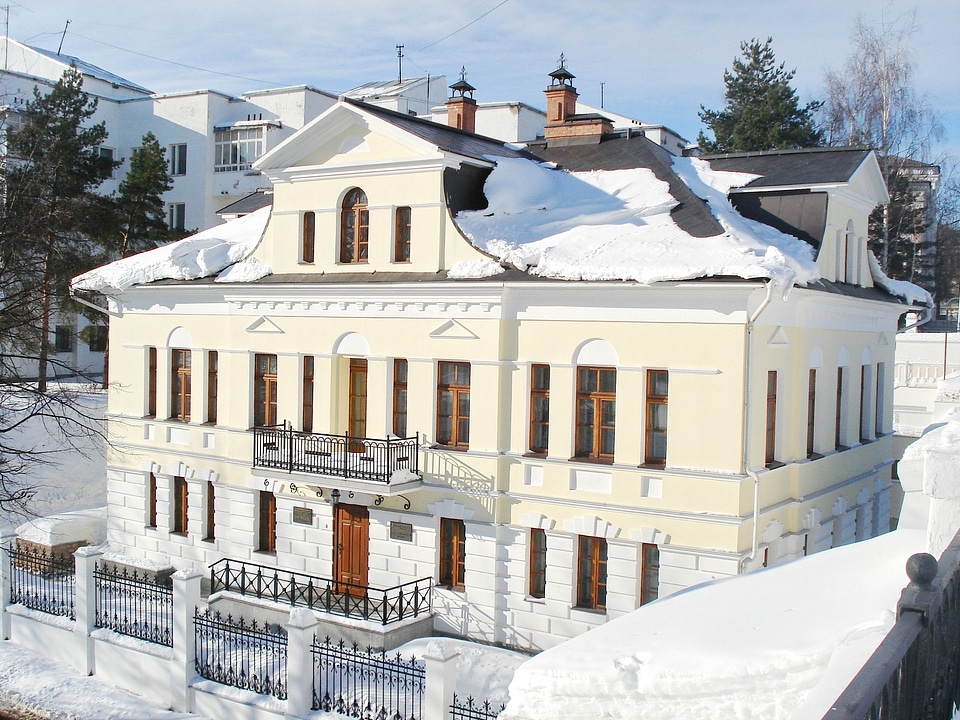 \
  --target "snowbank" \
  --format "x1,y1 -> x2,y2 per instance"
71,207 -> 271,292
451,156 -> 820,289
502,529 -> 925,720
